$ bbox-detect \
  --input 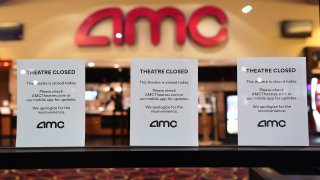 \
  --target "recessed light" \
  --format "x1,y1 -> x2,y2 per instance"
242,5 -> 253,14
88,62 -> 95,67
